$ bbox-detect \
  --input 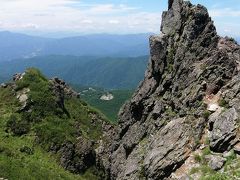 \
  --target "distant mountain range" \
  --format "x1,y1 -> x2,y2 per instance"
0,31 -> 50,61
0,55 -> 148,89
0,31 -> 152,62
